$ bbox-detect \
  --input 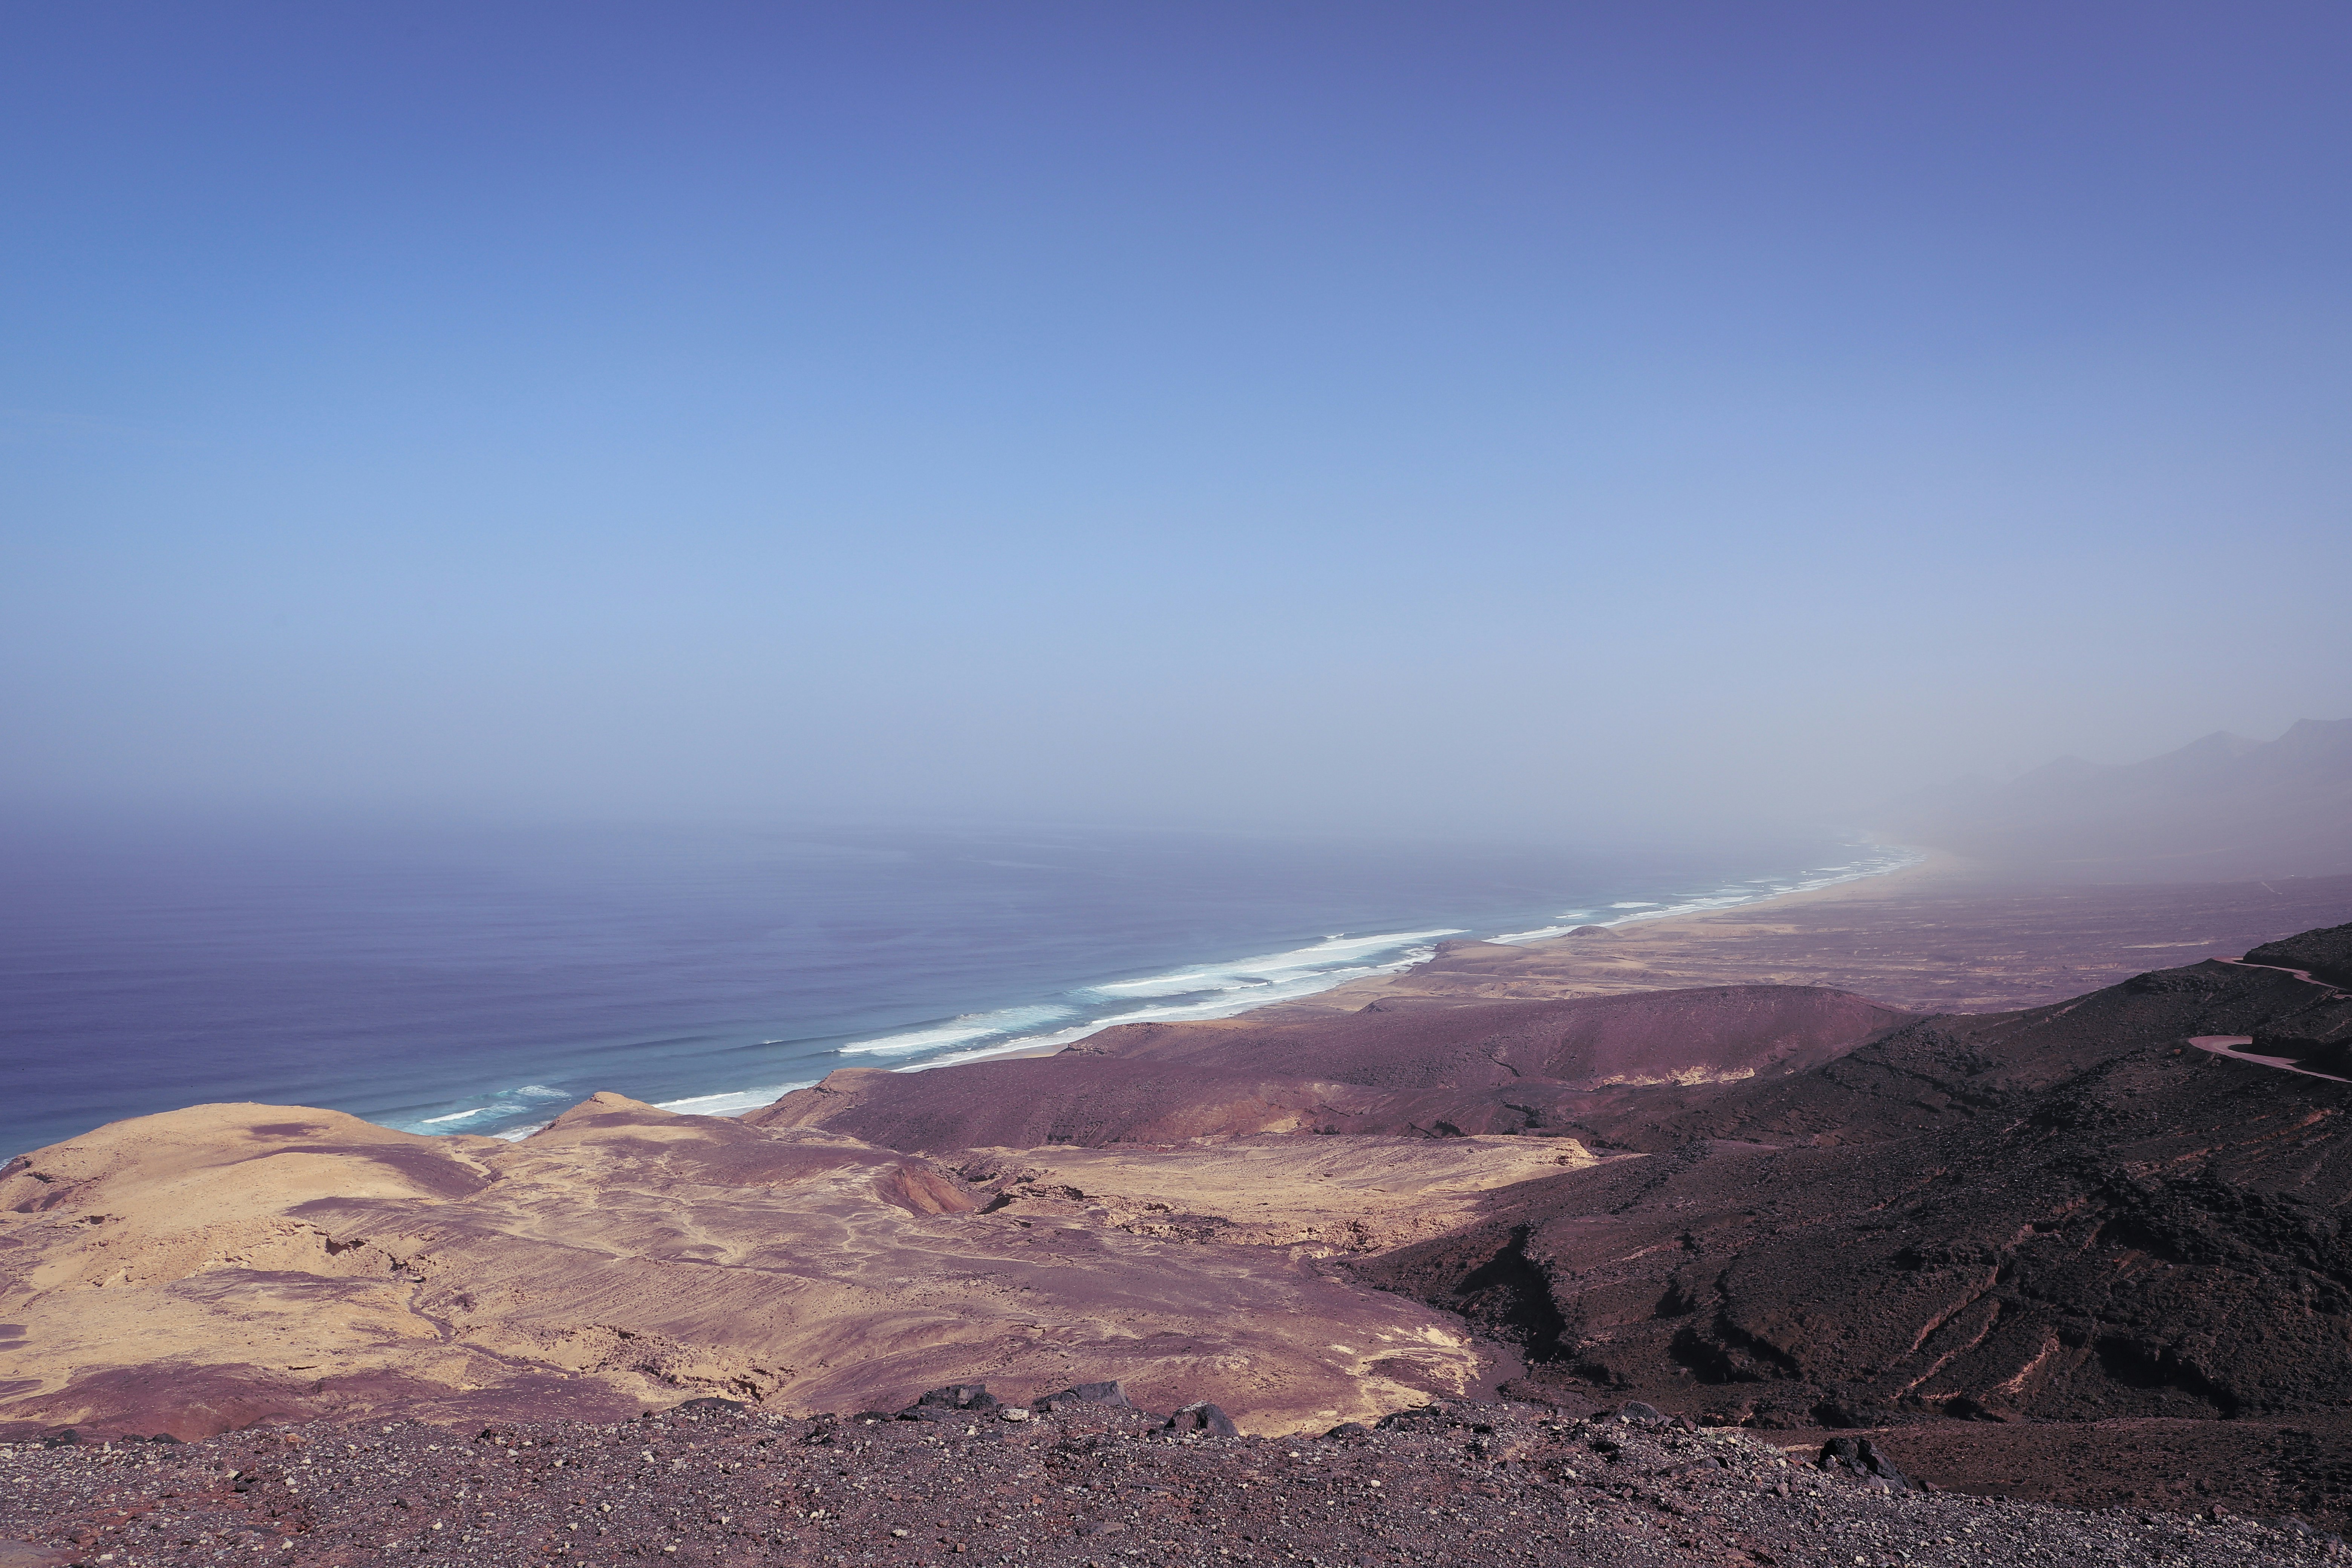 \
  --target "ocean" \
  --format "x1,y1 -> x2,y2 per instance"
0,819 -> 1914,1155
